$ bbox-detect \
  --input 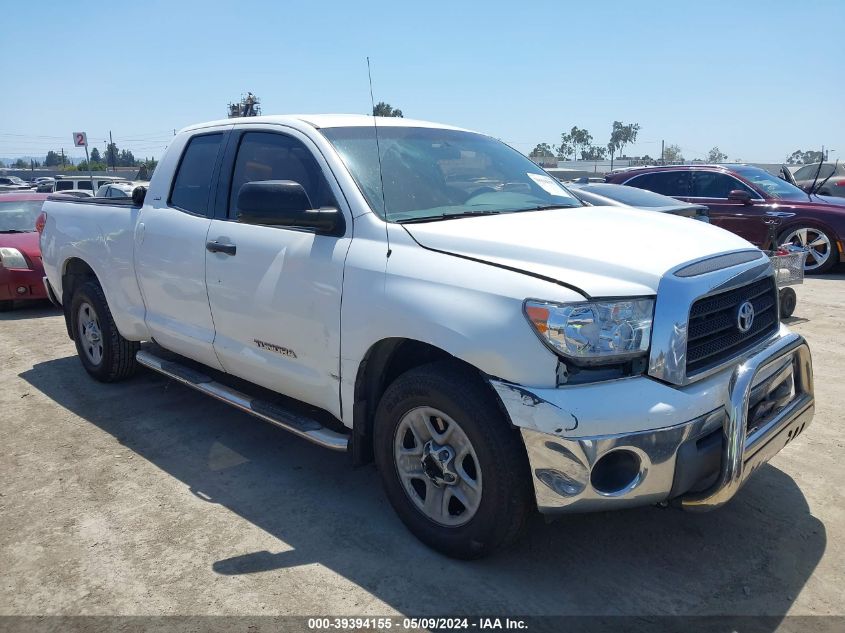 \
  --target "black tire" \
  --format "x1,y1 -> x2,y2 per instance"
70,280 -> 139,382
779,225 -> 839,275
779,287 -> 797,319
0,300 -> 13,312
374,360 -> 533,559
